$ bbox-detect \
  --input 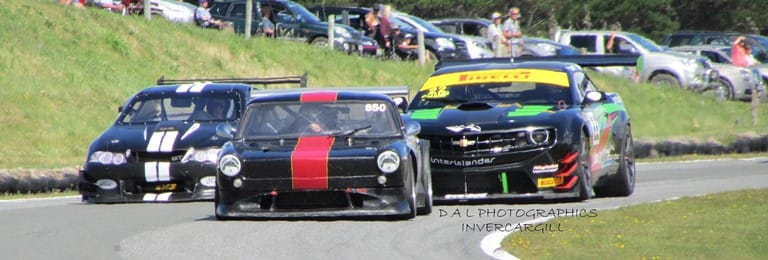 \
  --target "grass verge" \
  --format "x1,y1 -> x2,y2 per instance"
502,188 -> 768,259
